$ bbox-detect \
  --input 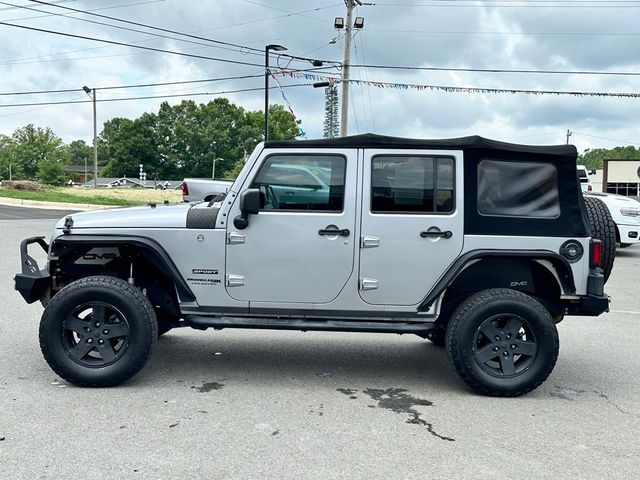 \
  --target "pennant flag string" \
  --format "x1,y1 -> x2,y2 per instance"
270,72 -> 306,138
278,70 -> 640,99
